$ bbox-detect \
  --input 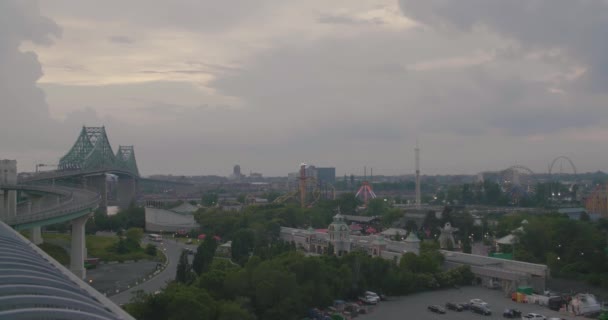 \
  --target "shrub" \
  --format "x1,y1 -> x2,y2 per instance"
145,244 -> 157,256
